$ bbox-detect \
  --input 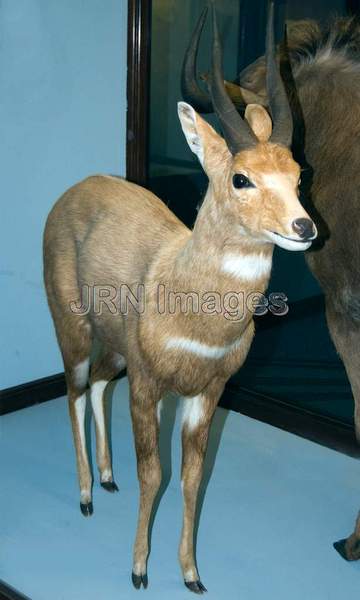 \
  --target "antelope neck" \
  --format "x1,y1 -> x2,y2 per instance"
173,187 -> 274,283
